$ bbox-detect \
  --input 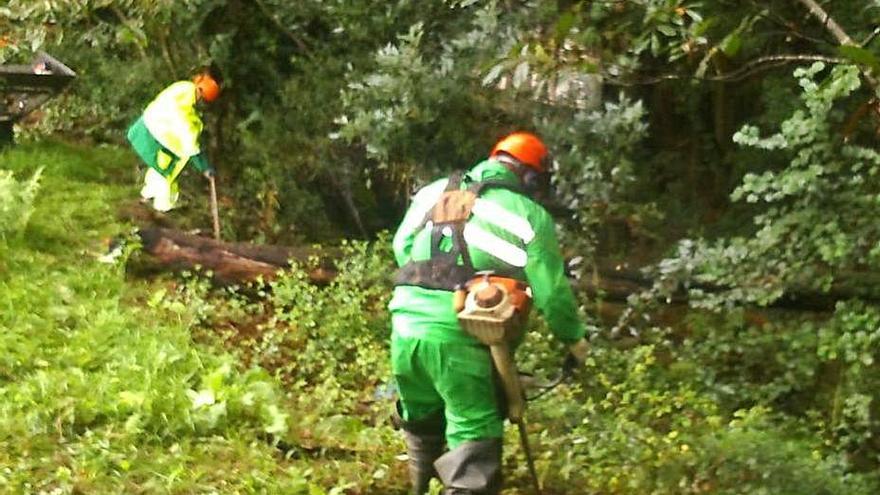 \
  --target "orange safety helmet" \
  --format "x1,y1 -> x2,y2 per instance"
193,73 -> 221,103
490,131 -> 548,172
